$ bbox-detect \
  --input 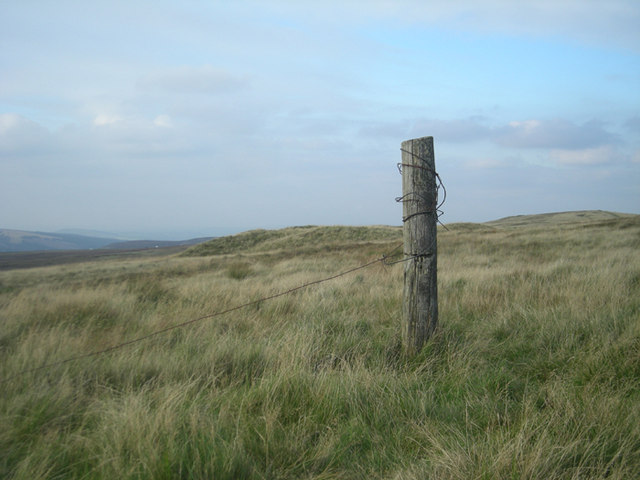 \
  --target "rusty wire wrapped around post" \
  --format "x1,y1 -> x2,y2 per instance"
400,136 -> 440,354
